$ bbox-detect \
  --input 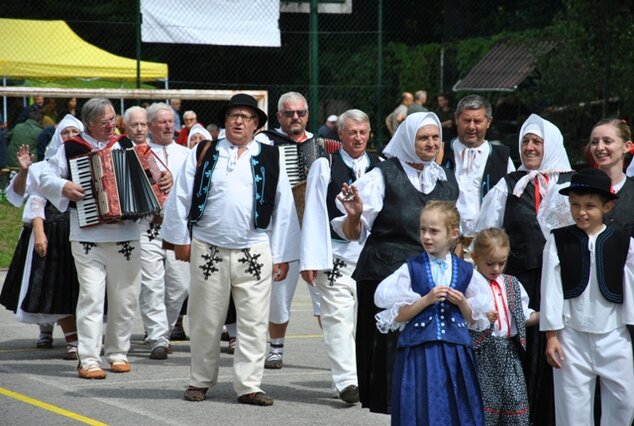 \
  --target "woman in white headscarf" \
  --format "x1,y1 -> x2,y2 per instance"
186,123 -> 212,148
474,113 -> 573,426
332,112 -> 459,414
0,114 -> 84,360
